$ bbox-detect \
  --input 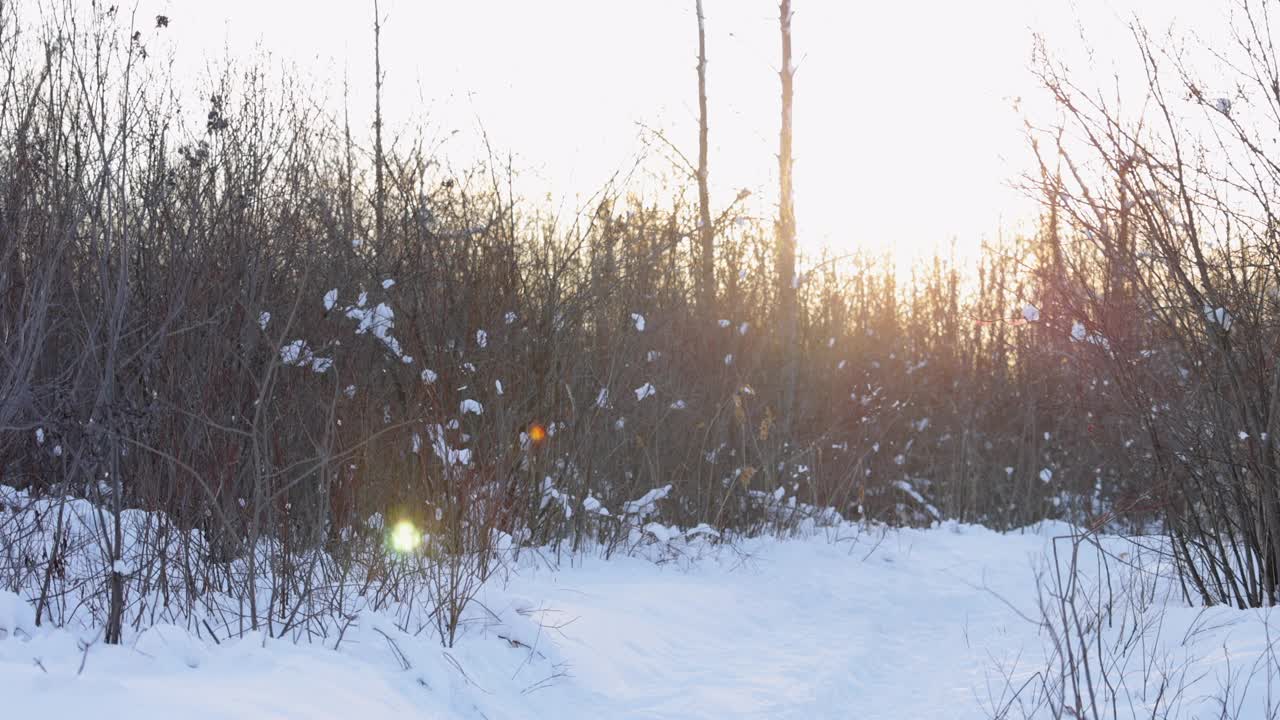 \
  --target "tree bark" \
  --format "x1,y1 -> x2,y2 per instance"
696,0 -> 715,316
777,0 -> 799,429
373,0 -> 385,247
